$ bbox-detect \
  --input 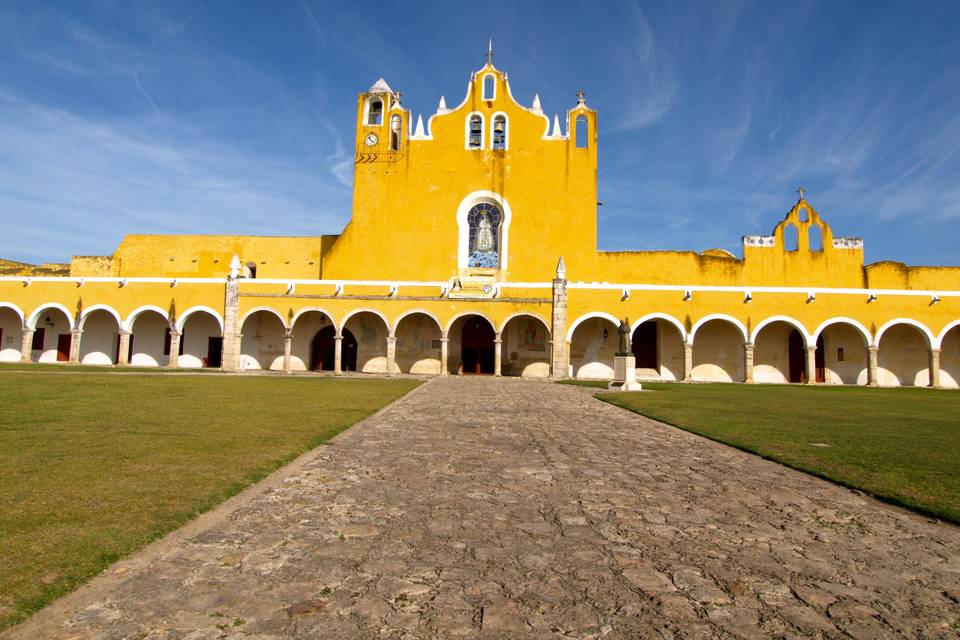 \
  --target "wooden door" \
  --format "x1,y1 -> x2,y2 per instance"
788,330 -> 805,383
815,336 -> 826,383
461,318 -> 494,374
56,333 -> 71,362
206,337 -> 223,368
